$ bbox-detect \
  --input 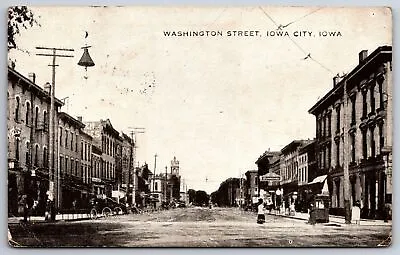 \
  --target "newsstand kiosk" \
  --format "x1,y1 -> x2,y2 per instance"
309,194 -> 330,224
